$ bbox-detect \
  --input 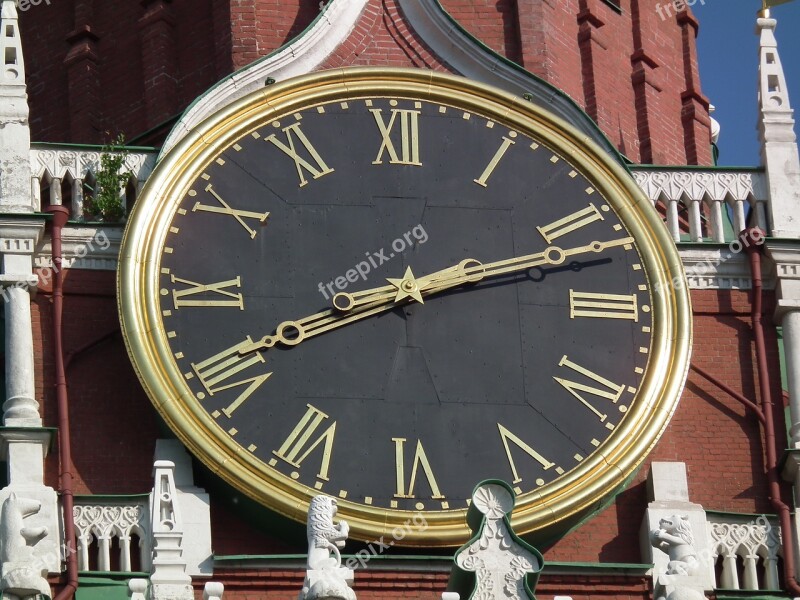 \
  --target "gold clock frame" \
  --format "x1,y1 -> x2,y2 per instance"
118,67 -> 692,546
